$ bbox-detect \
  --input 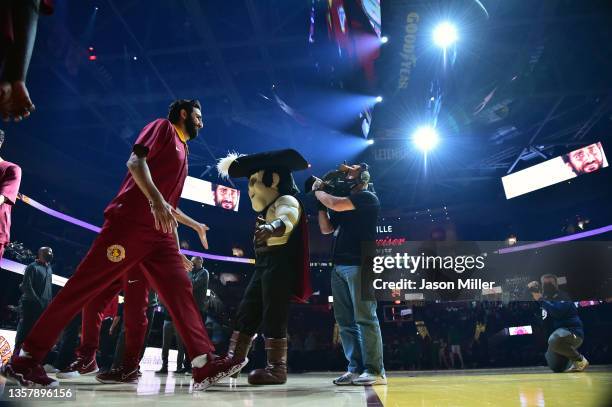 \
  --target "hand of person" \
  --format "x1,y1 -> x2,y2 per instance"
9,81 -> 35,122
180,253 -> 194,272
150,199 -> 177,233
311,177 -> 323,192
0,81 -> 35,122
196,223 -> 210,250
527,281 -> 540,292
254,223 -> 274,245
